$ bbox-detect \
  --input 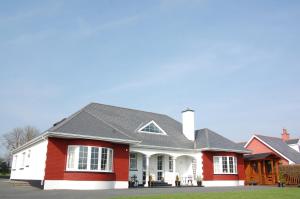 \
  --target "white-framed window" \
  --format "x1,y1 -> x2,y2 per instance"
66,145 -> 113,172
26,150 -> 31,167
169,156 -> 173,172
130,153 -> 137,170
12,155 -> 17,170
213,156 -> 237,174
138,121 -> 167,135
142,155 -> 146,171
20,152 -> 26,168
